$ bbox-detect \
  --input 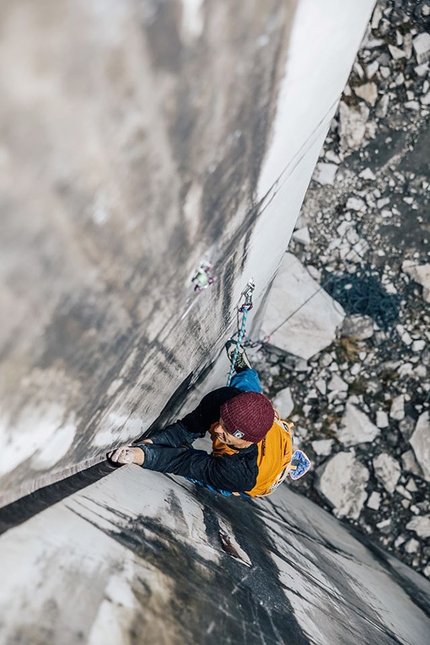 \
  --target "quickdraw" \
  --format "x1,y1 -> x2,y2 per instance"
226,279 -> 255,386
